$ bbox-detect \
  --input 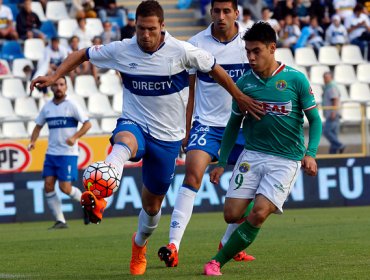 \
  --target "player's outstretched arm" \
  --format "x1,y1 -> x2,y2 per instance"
30,49 -> 89,92
208,64 -> 264,120
27,125 -> 42,151
182,74 -> 196,150
66,121 -> 92,146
